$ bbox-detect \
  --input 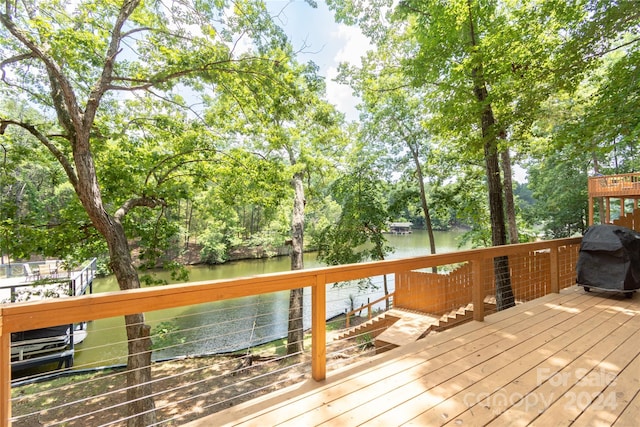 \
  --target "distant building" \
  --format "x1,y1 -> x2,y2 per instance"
387,222 -> 413,234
